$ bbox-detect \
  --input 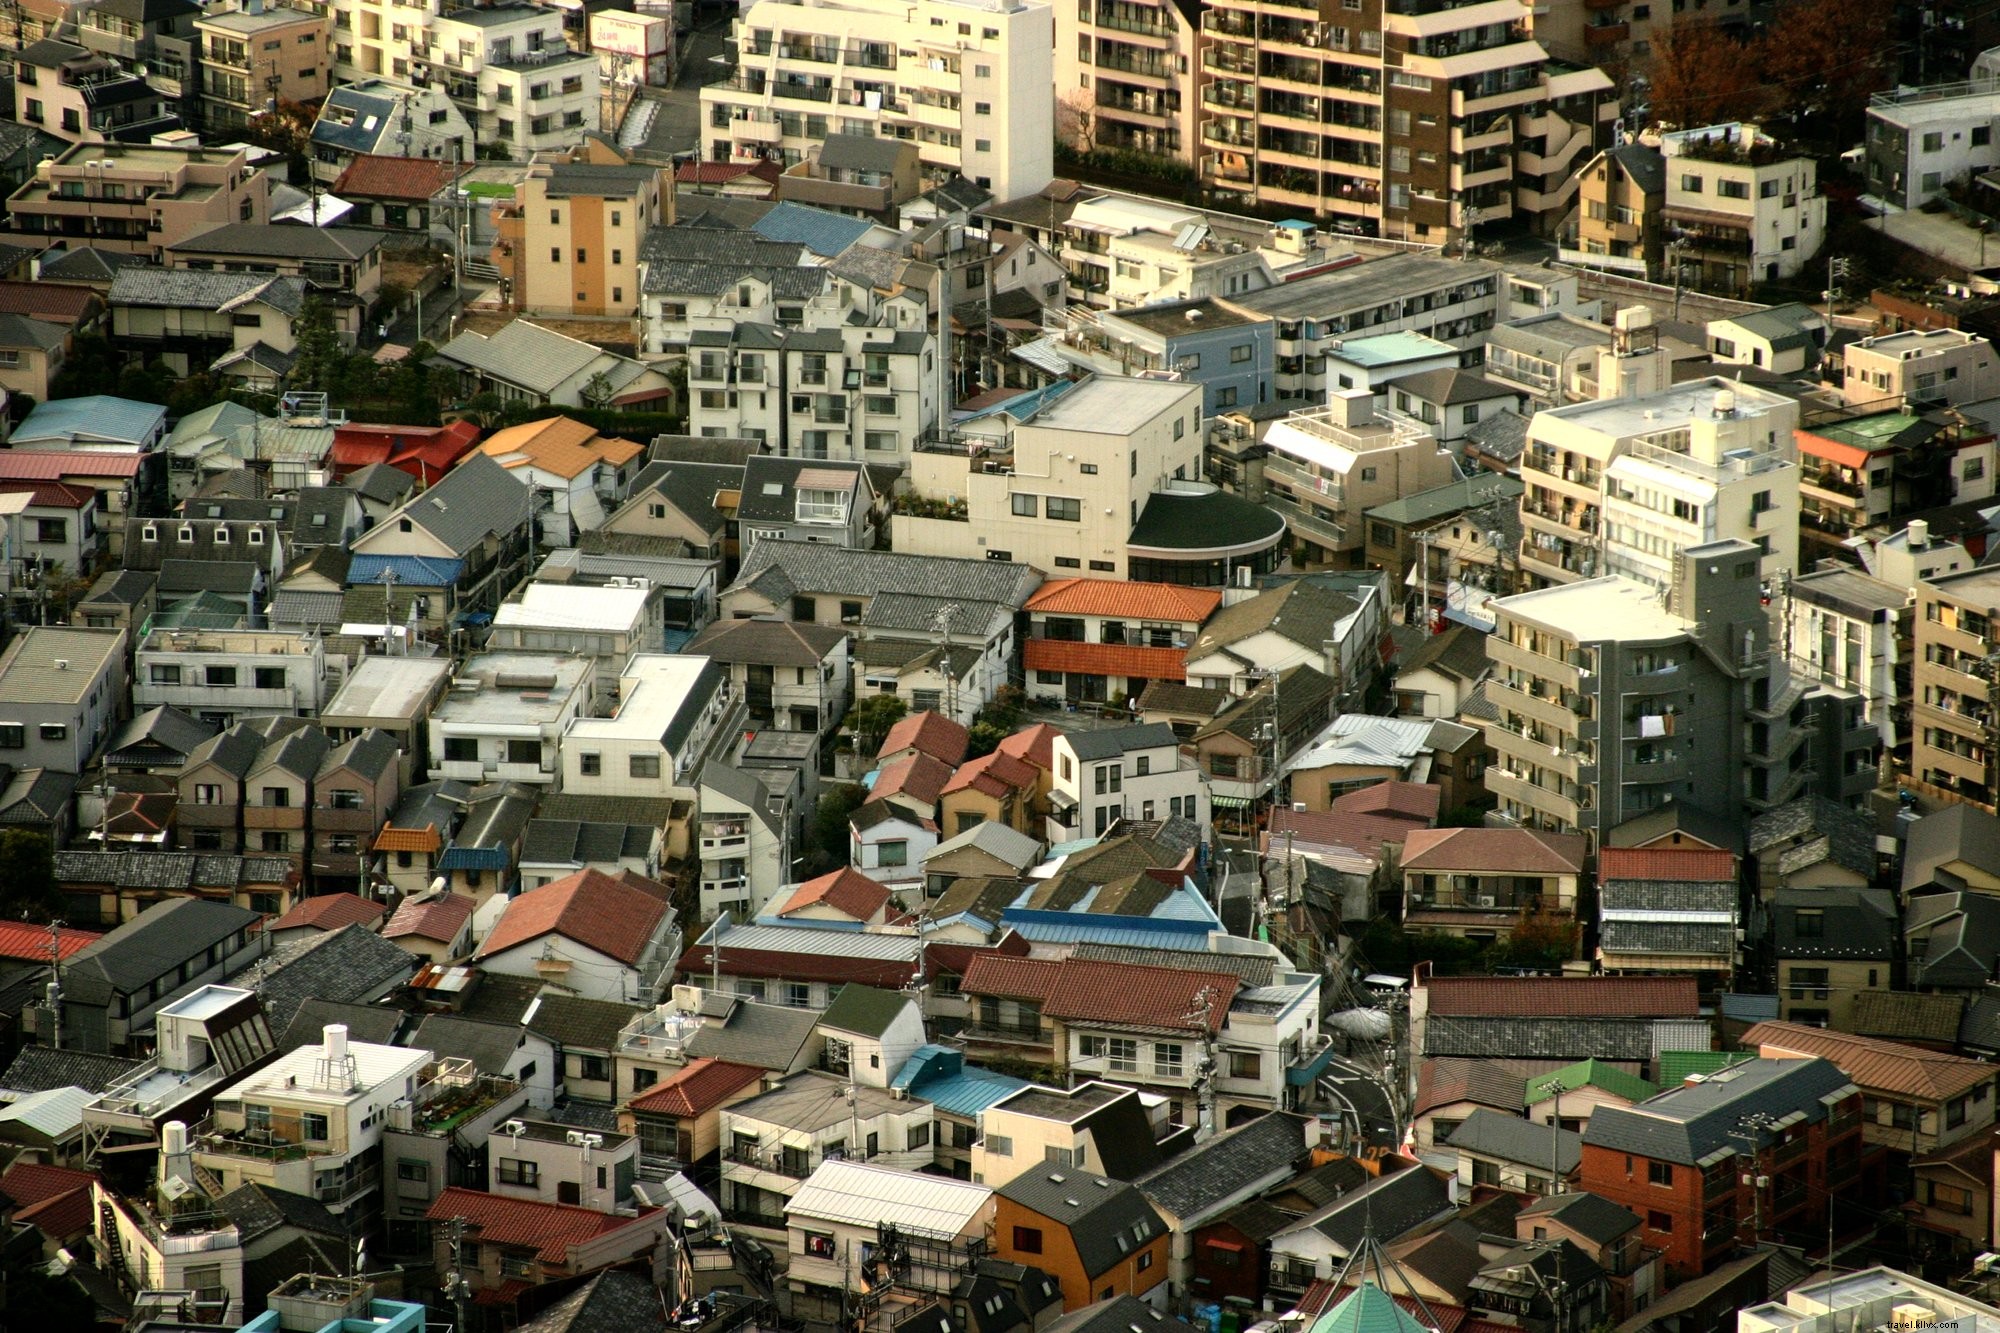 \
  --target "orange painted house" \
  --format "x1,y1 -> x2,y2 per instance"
992,1166 -> 1171,1311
